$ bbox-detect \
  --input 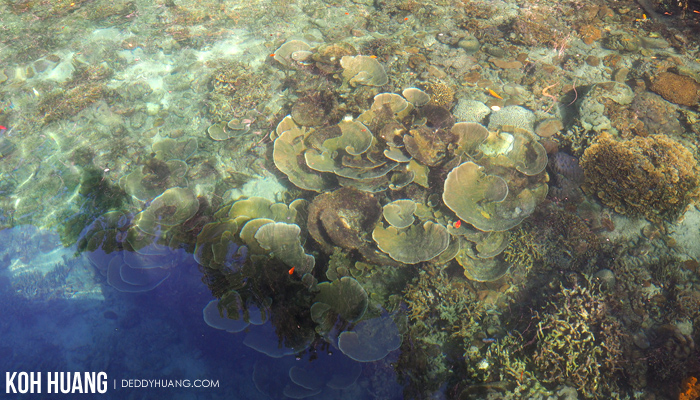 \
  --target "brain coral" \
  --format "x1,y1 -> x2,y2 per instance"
580,132 -> 700,221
